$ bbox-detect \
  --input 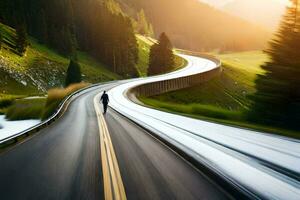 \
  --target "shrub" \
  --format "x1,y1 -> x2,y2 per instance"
42,82 -> 90,120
